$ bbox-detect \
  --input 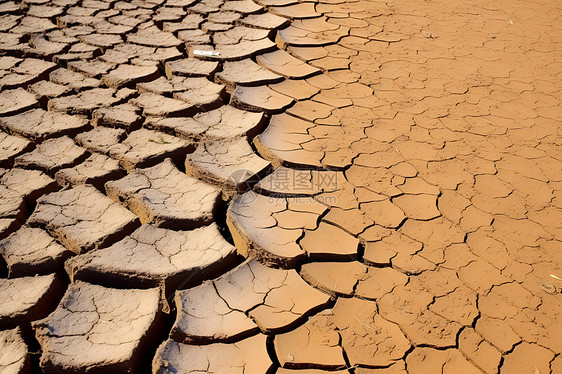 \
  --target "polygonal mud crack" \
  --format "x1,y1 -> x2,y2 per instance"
0,132 -> 33,168
300,261 -> 408,299
274,297 -> 411,369
0,226 -> 72,277
0,88 -> 37,117
28,185 -> 140,253
48,87 -> 135,115
15,136 -> 88,175
0,109 -> 90,141
106,158 -> 221,229
0,274 -> 63,329
0,327 -> 30,374
33,281 -> 161,373
185,138 -> 271,195
227,191 -> 328,267
170,259 -> 331,343
76,128 -> 193,172
146,105 -> 264,140
65,223 -> 237,289
153,334 -> 272,374
0,168 -> 58,236
55,153 -> 124,191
